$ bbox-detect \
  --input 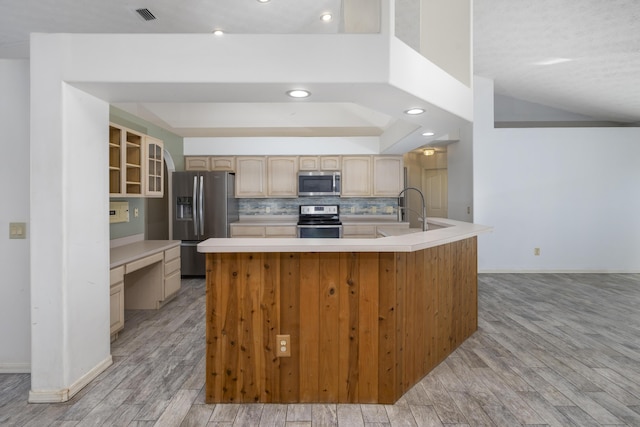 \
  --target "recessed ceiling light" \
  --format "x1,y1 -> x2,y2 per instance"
257,0 -> 270,3
287,89 -> 311,98
423,148 -> 436,156
212,30 -> 224,36
404,108 -> 425,115
321,13 -> 332,22
422,131 -> 435,136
